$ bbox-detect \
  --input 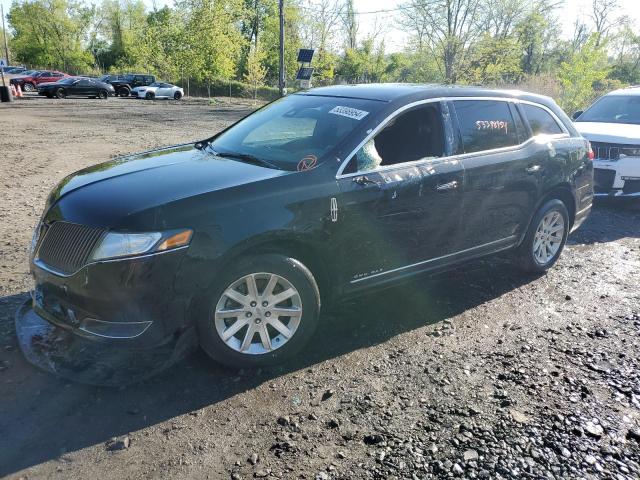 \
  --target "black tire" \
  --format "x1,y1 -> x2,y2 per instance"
516,199 -> 570,273
197,254 -> 321,368
98,90 -> 108,99
23,83 -> 35,92
173,91 -> 182,100
145,91 -> 154,100
55,88 -> 66,99
119,87 -> 130,97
